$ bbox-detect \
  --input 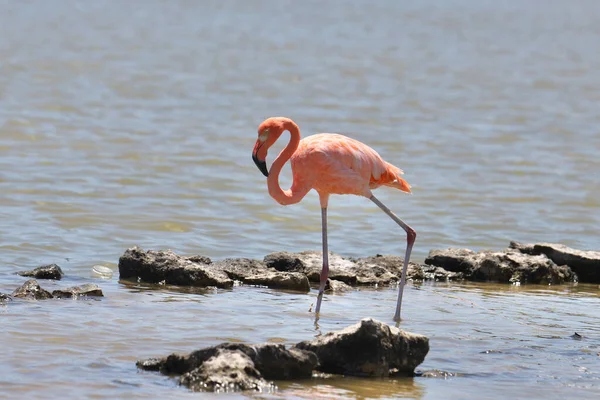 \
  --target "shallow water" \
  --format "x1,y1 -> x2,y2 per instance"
1,0 -> 600,398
